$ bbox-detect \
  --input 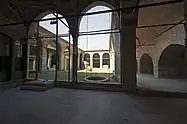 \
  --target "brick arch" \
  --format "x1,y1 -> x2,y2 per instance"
158,44 -> 185,78
140,53 -> 153,75
151,23 -> 185,77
